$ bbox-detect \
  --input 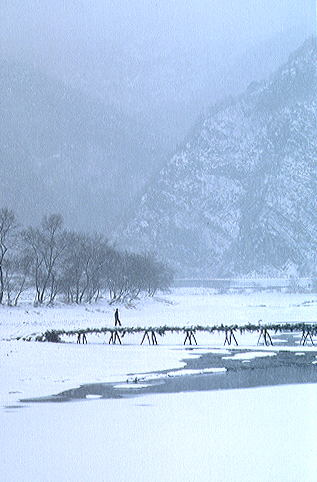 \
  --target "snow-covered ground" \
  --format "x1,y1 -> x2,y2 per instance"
1,288 -> 317,481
